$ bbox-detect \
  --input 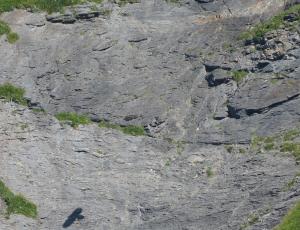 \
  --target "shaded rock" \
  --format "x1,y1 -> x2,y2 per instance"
227,75 -> 300,118
46,4 -> 102,24
206,69 -> 231,87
